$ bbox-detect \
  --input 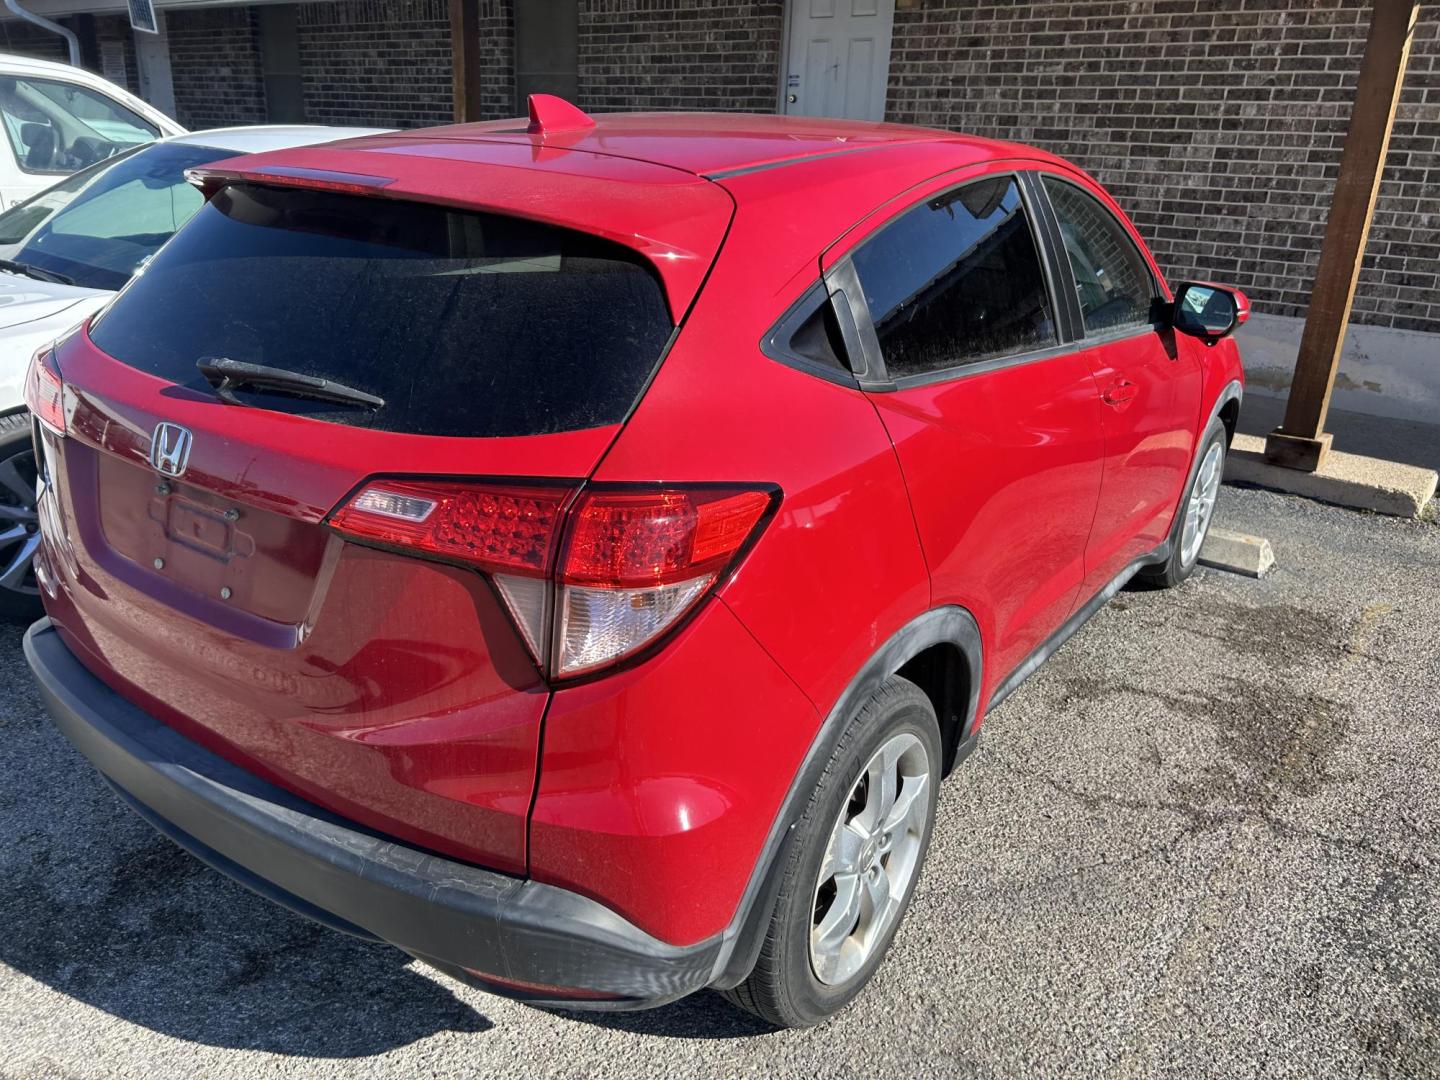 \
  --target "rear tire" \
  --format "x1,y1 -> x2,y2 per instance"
1139,417 -> 1226,590
0,411 -> 42,622
721,676 -> 941,1028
